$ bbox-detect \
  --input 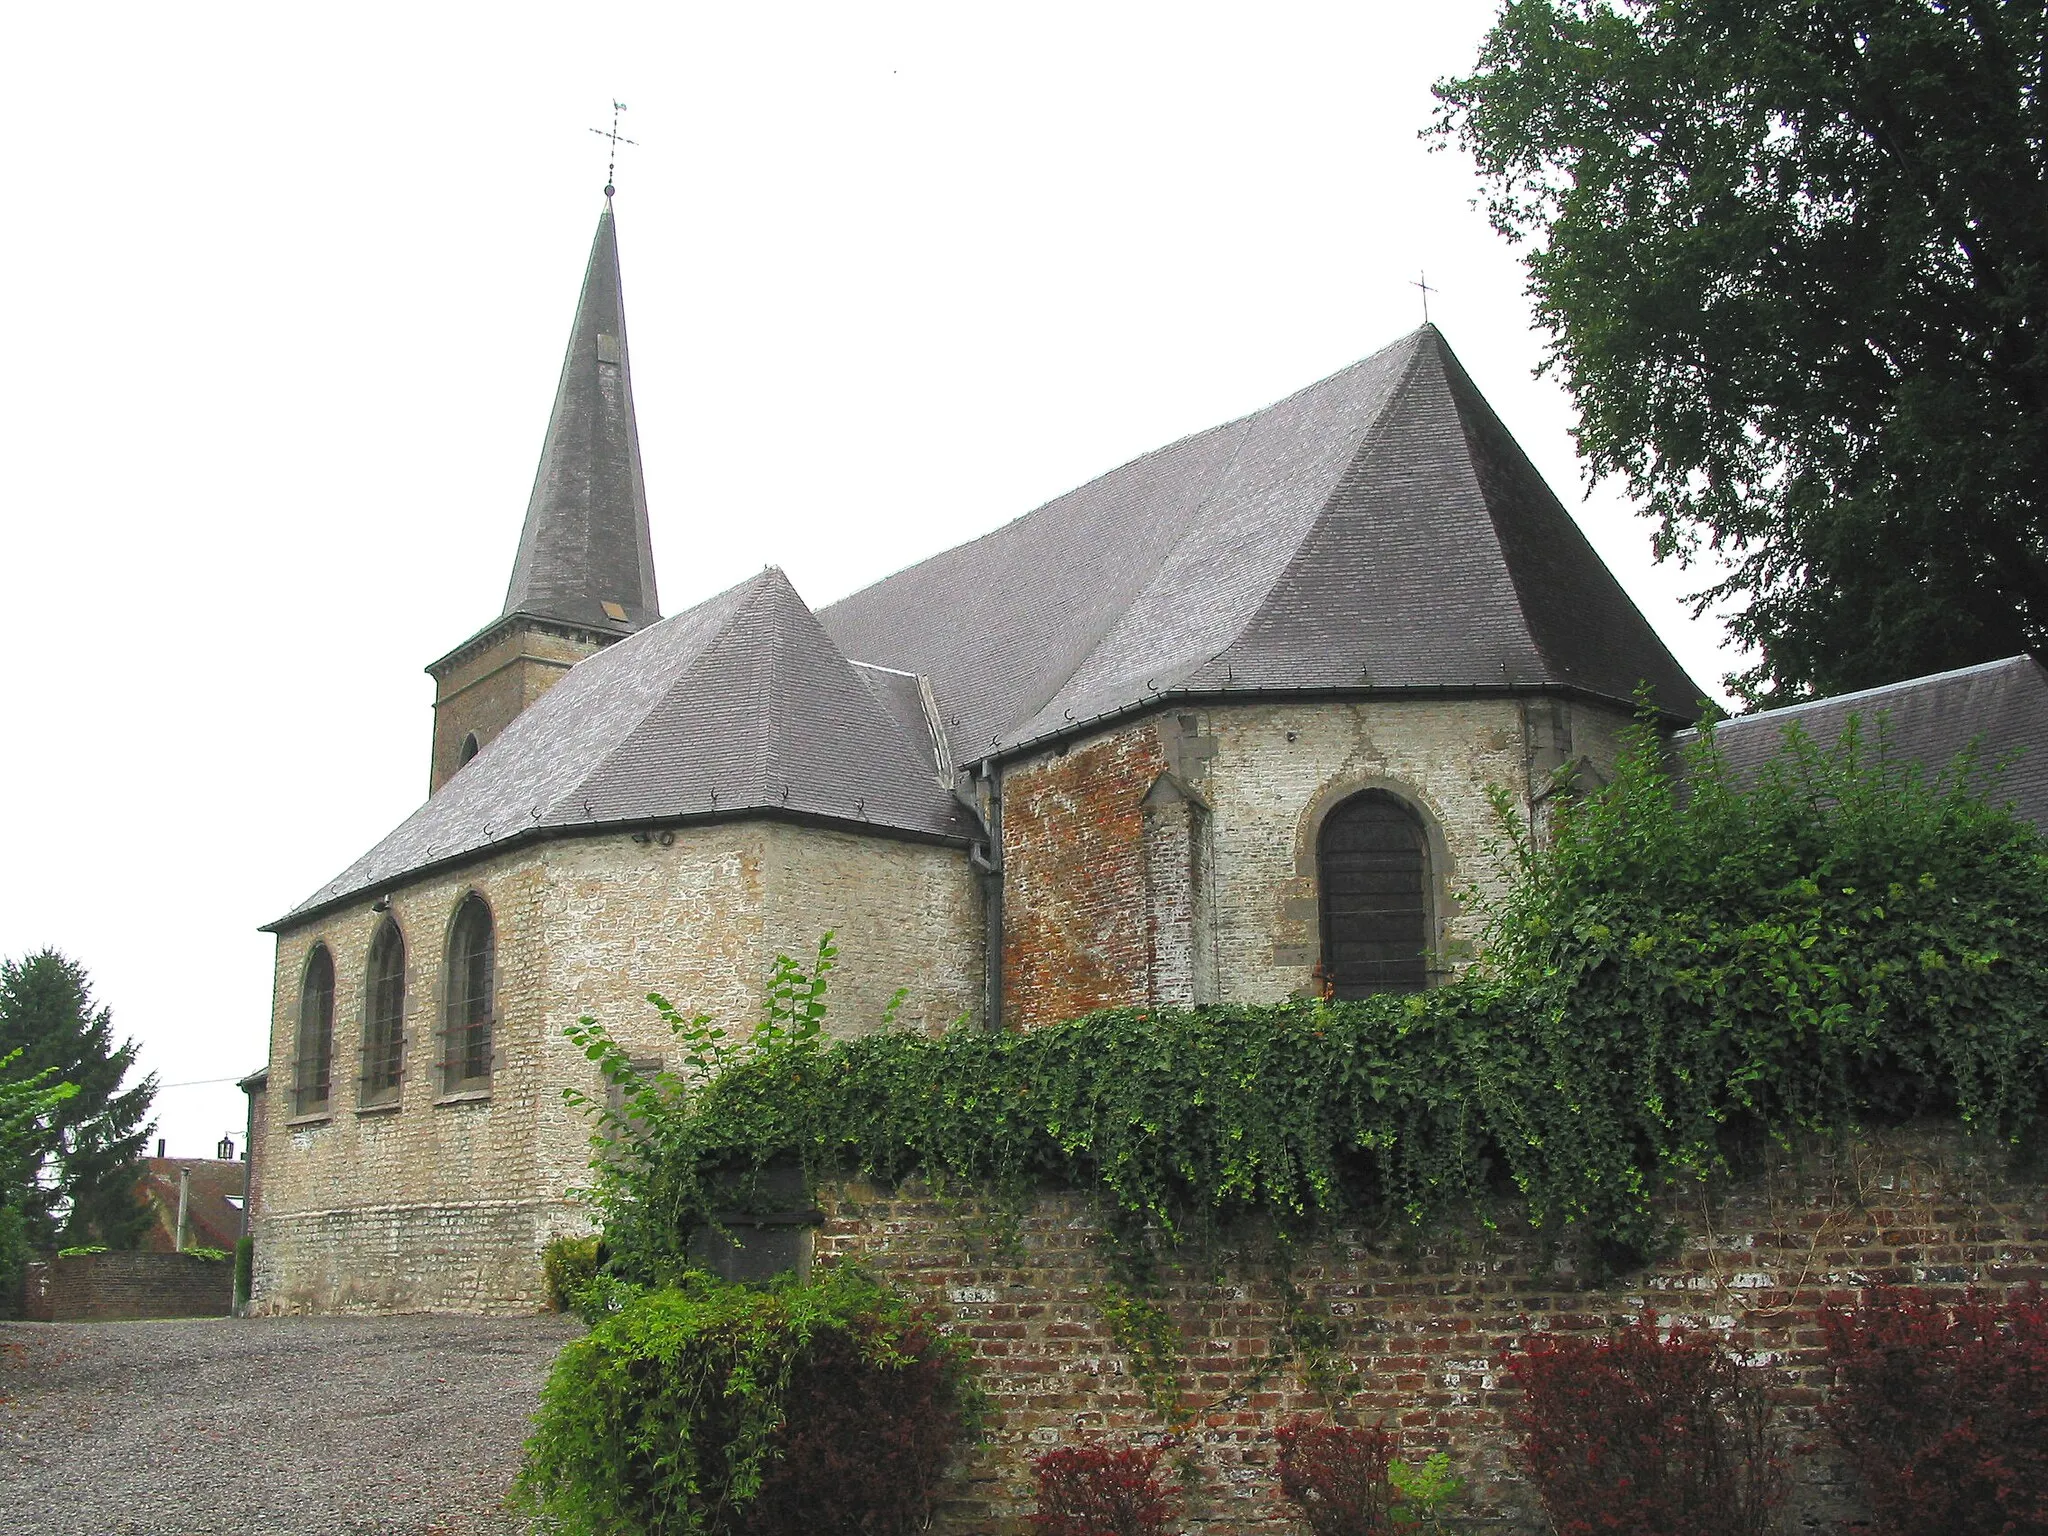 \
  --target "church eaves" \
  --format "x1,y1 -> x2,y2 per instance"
500,198 -> 661,636
275,569 -> 970,926
820,326 -> 1702,760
